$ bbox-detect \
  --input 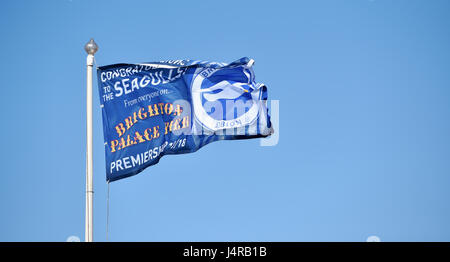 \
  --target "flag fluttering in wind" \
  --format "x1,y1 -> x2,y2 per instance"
97,57 -> 273,182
